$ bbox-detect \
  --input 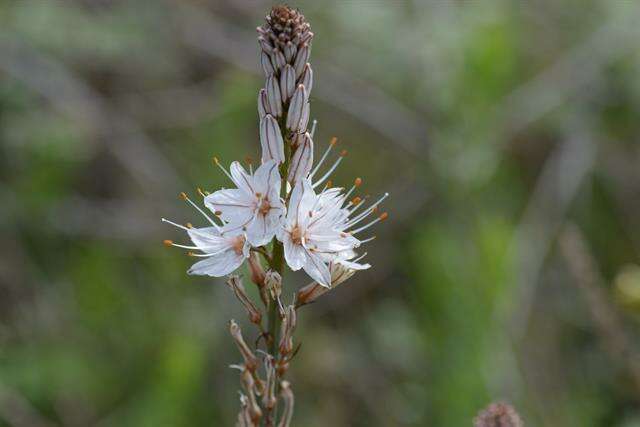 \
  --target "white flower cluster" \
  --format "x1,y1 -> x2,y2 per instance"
163,6 -> 387,288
